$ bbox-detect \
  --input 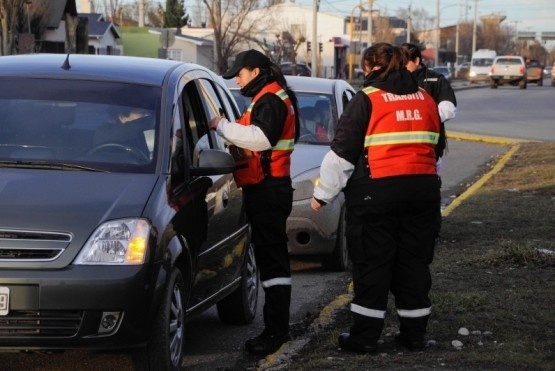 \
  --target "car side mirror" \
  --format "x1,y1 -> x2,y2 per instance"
190,149 -> 235,176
